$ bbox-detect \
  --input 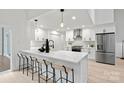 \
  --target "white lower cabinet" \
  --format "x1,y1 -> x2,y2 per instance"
81,48 -> 95,60
88,48 -> 96,60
